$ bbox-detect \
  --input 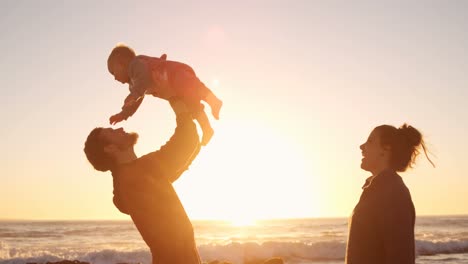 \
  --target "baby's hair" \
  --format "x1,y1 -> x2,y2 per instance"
108,43 -> 136,64
376,123 -> 435,172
